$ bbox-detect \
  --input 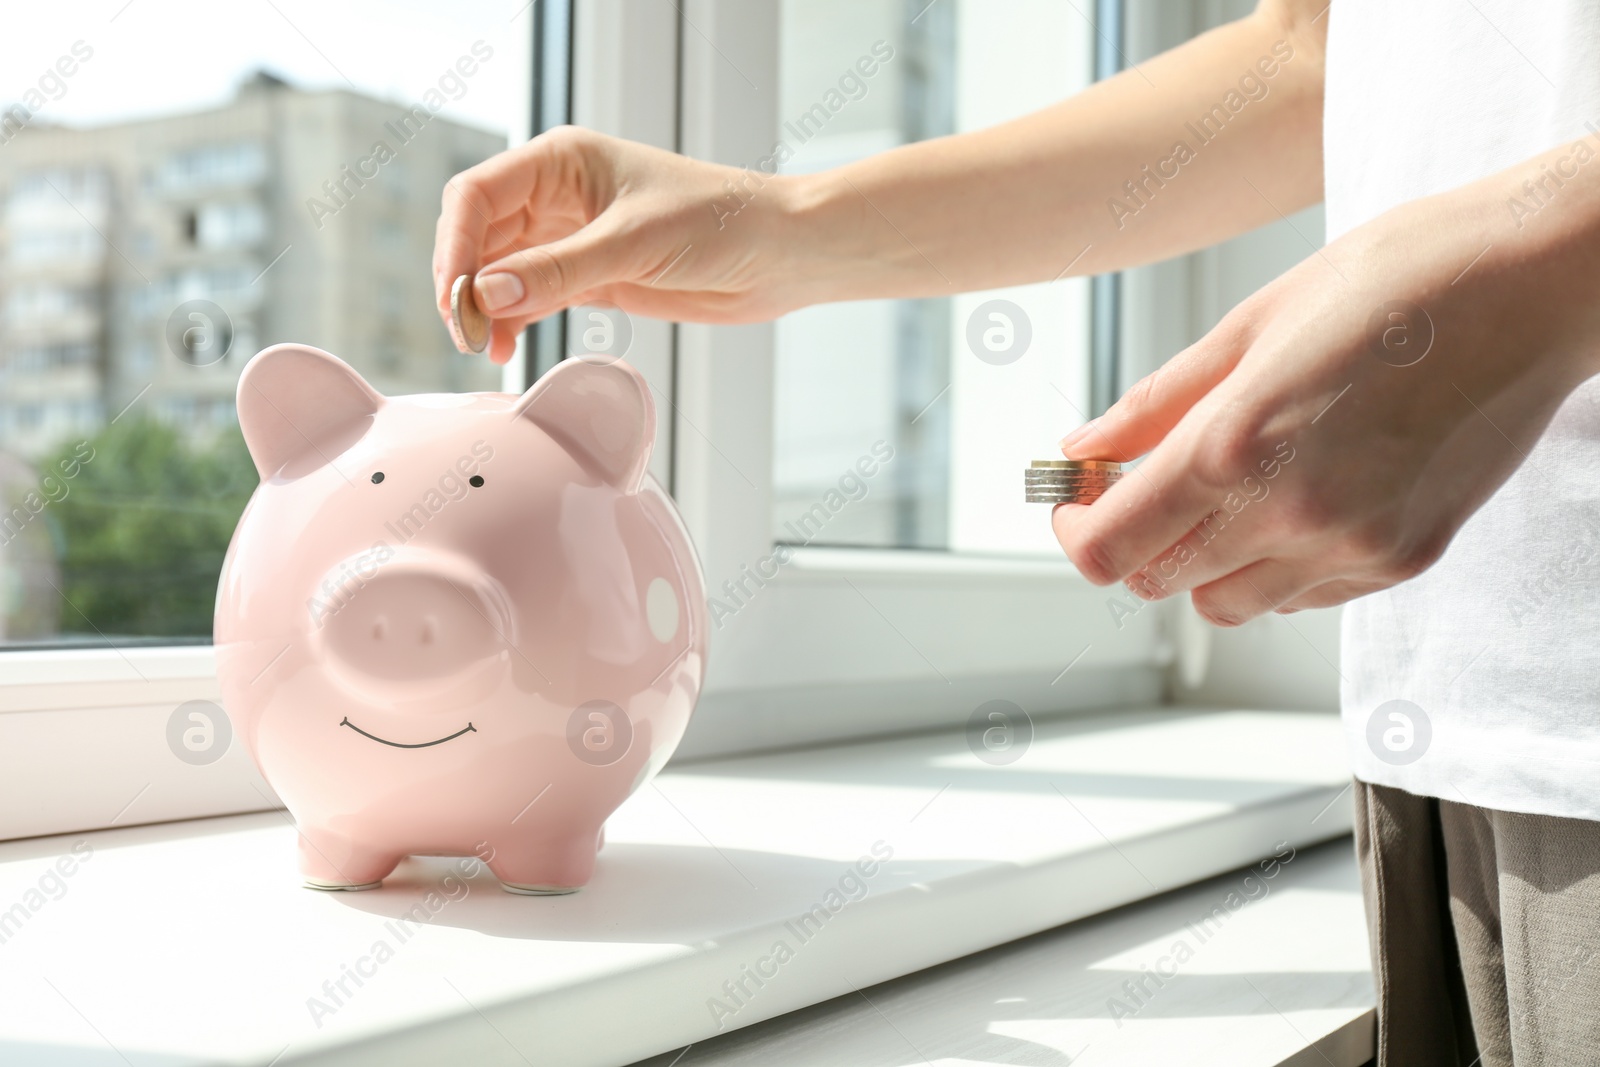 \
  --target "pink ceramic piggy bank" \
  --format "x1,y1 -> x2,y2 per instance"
214,344 -> 705,894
